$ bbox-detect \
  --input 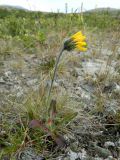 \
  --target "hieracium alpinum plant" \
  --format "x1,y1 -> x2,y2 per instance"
29,31 -> 87,149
